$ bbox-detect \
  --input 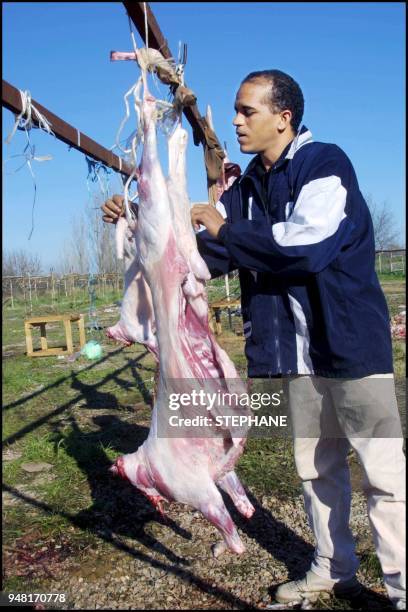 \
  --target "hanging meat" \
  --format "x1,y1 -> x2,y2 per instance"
108,57 -> 254,556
